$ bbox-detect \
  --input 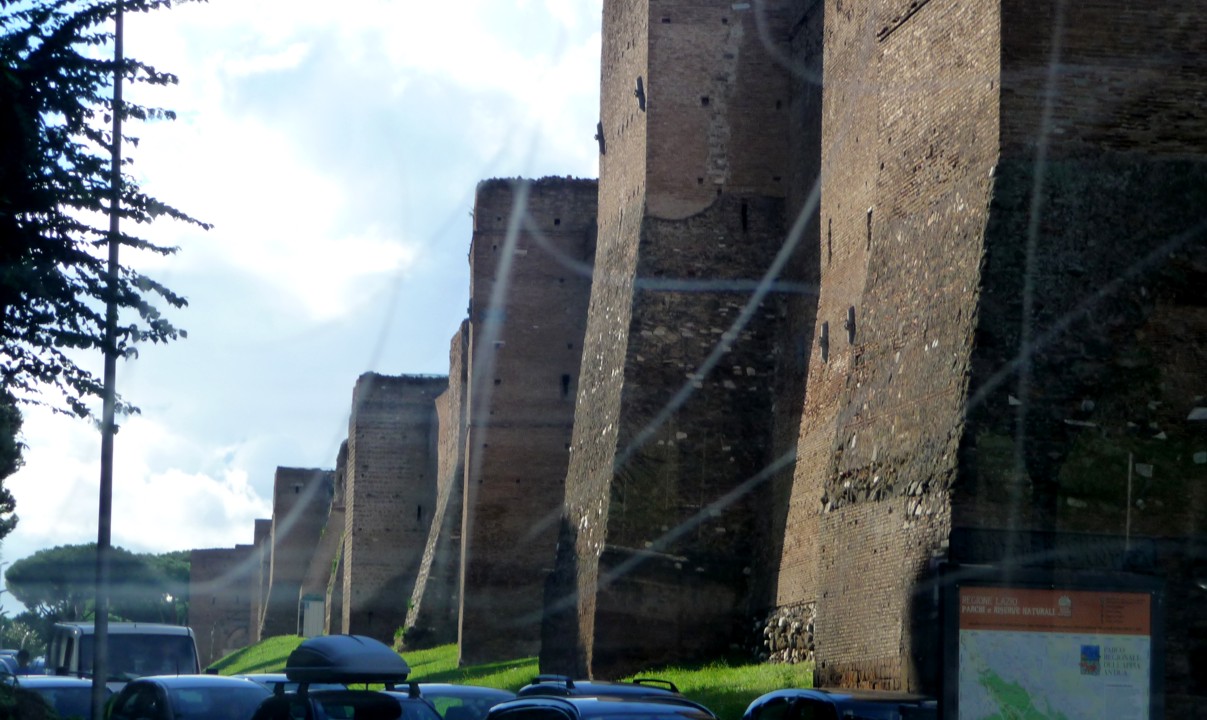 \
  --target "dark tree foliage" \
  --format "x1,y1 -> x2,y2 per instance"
0,683 -> 55,720
0,0 -> 209,420
0,390 -> 19,540
4,543 -> 190,623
